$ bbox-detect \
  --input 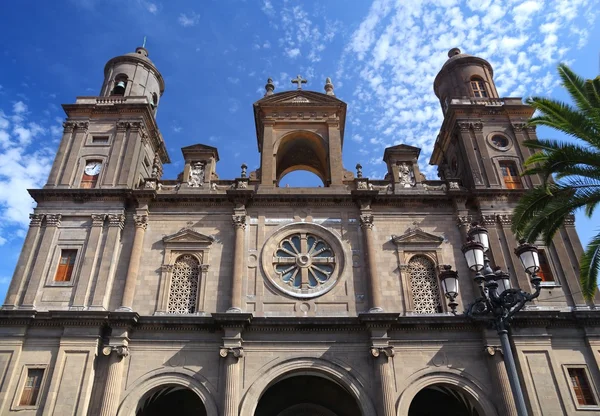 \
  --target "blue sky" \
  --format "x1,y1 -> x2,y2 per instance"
0,0 -> 599,300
